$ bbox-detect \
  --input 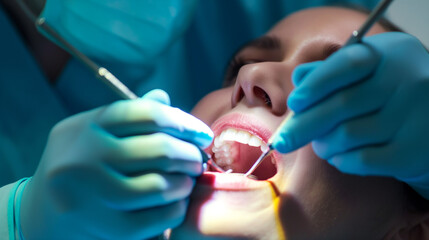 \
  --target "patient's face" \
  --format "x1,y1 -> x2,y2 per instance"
171,7 -> 405,240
